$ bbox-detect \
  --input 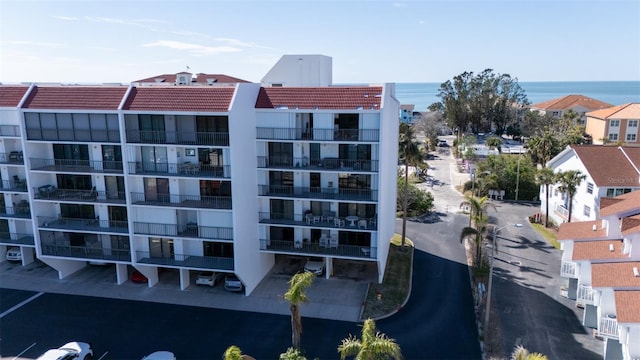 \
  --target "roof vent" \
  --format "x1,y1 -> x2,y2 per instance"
592,224 -> 597,231
609,243 -> 614,252
634,267 -> 640,277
